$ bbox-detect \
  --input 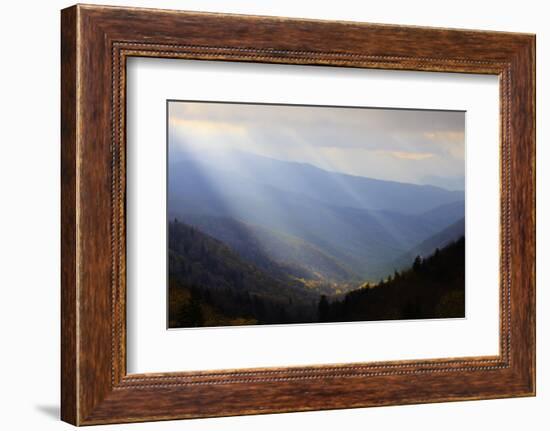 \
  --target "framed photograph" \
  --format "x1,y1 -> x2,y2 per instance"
165,101 -> 467,330
61,4 -> 536,425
